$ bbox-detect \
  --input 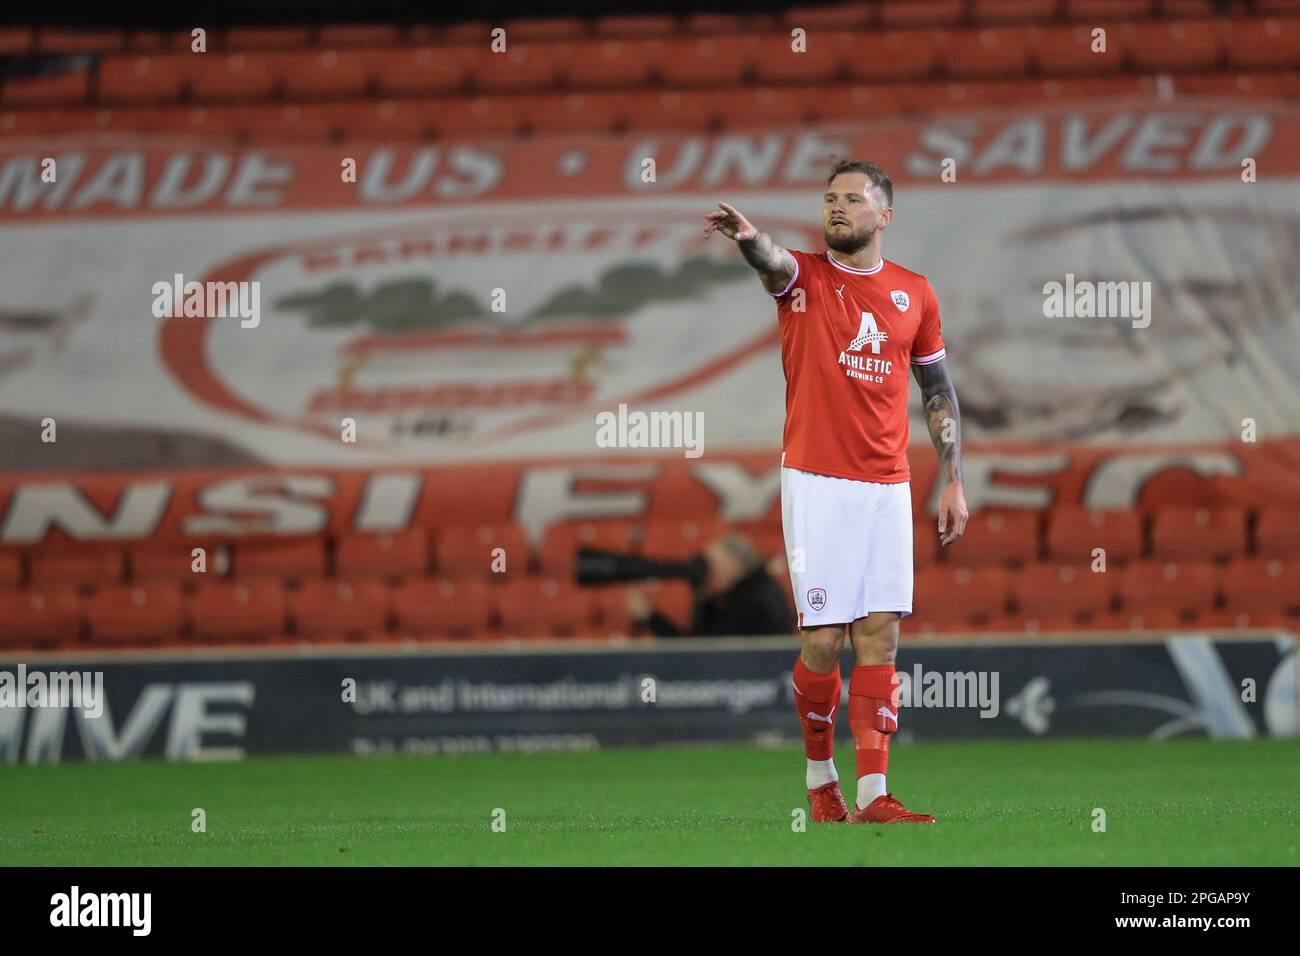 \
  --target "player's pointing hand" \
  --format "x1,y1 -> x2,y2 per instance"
704,202 -> 758,242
